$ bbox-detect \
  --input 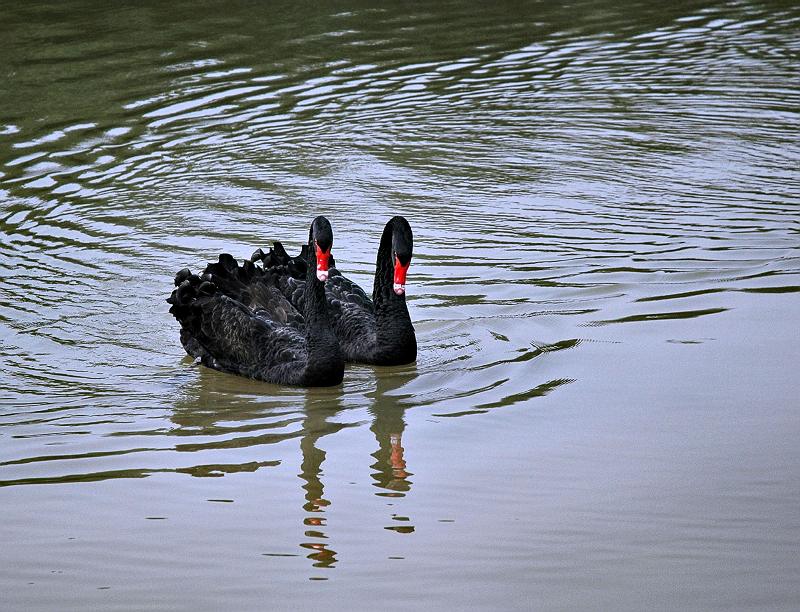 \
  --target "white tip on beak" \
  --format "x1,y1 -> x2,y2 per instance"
317,270 -> 329,282
393,283 -> 405,295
